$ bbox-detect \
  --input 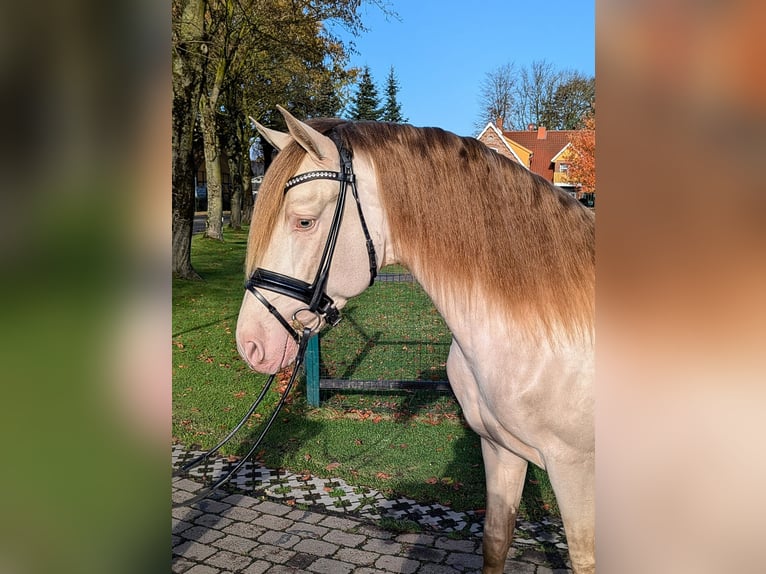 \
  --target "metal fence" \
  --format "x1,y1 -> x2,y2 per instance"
305,271 -> 452,406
